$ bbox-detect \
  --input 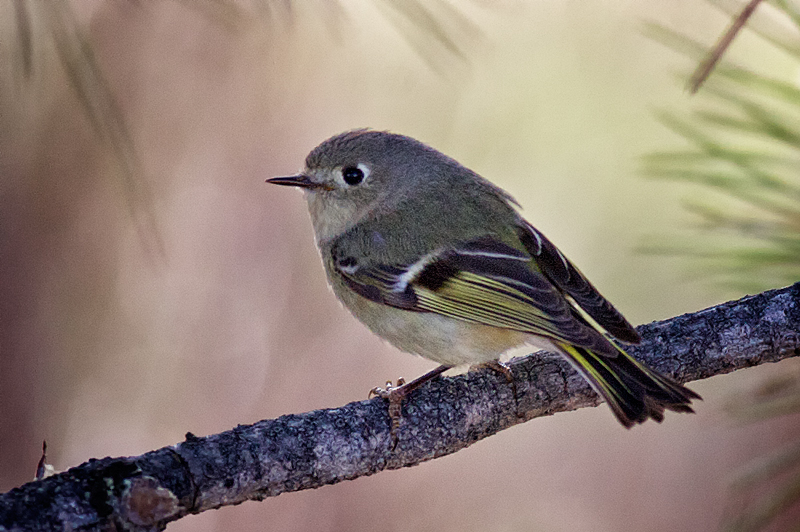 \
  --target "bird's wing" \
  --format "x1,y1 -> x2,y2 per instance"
332,235 -> 615,353
515,221 -> 641,344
